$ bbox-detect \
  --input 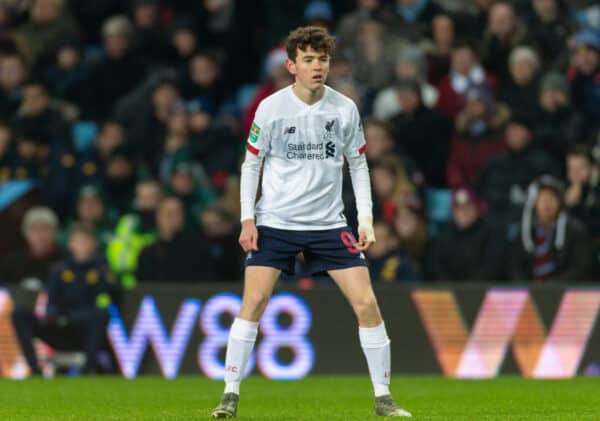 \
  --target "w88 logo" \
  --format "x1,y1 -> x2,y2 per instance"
200,293 -> 314,380
107,292 -> 315,380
